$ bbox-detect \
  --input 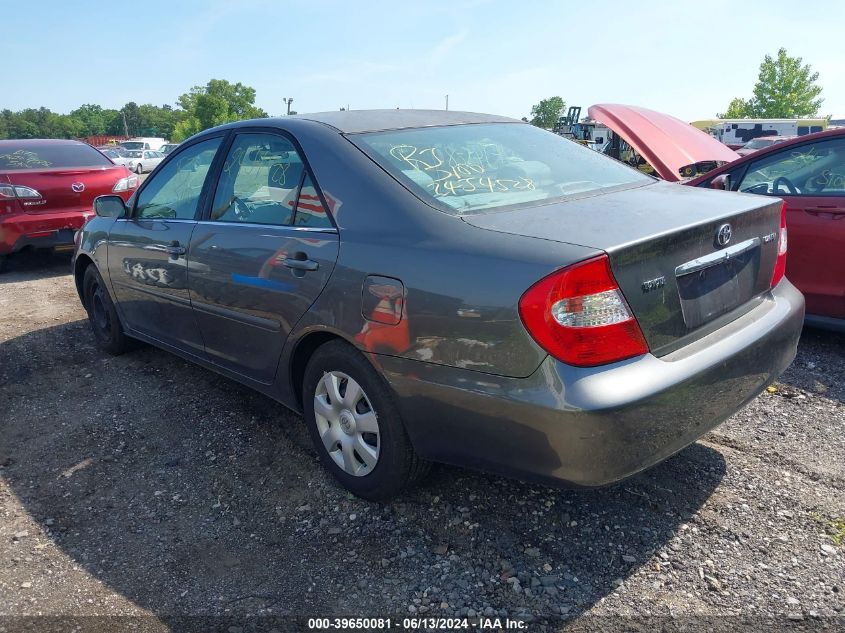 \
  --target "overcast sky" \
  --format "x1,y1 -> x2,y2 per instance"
4,0 -> 843,121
